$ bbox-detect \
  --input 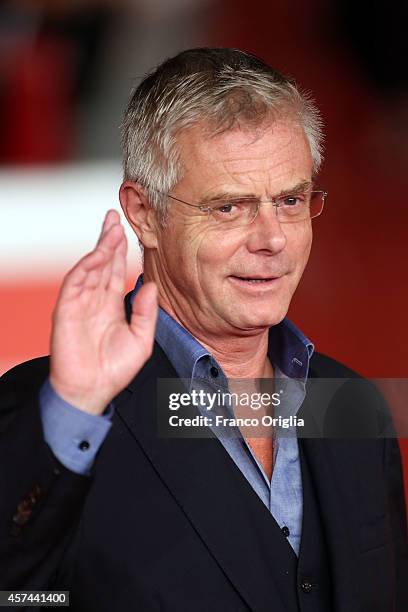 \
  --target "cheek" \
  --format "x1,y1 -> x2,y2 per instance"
195,231 -> 242,282
286,223 -> 313,271
166,226 -> 215,290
